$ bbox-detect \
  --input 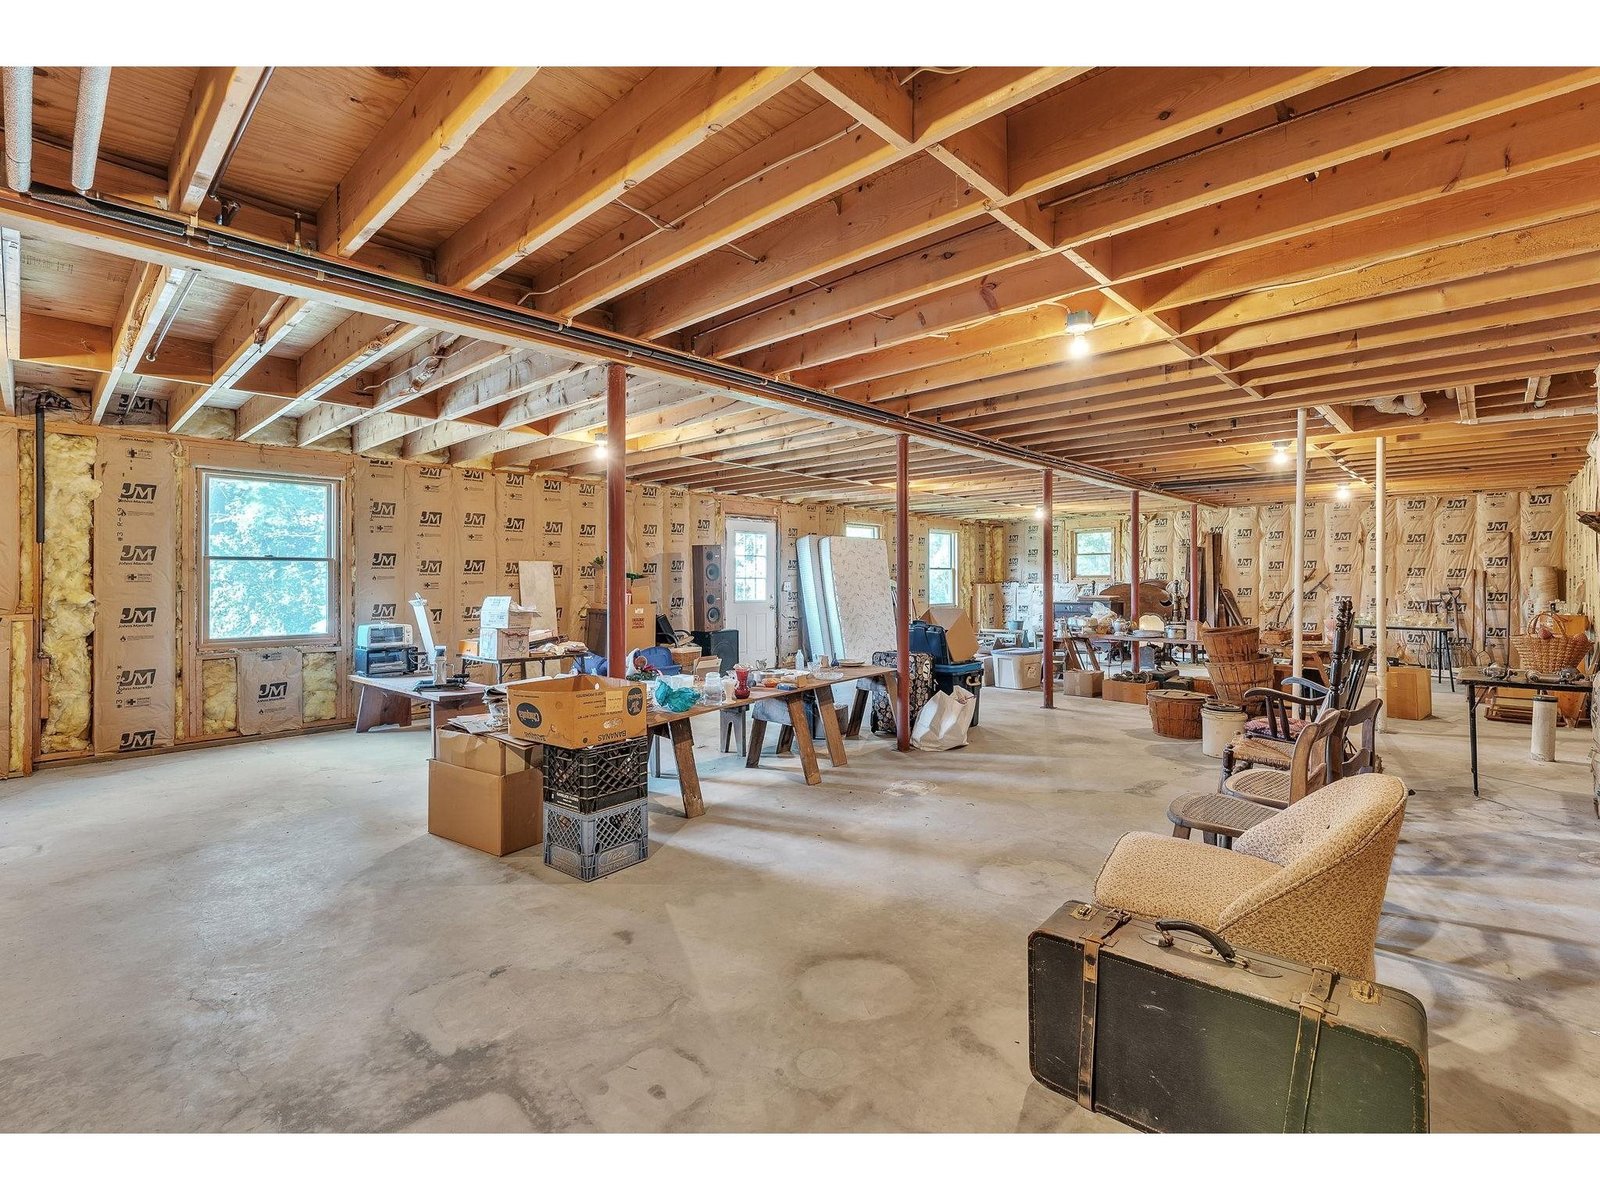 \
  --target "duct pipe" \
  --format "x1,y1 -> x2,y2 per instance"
3,67 -> 33,193
1042,471 -> 1055,710
71,67 -> 111,194
1291,409 -> 1307,687
1375,437 -> 1388,733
